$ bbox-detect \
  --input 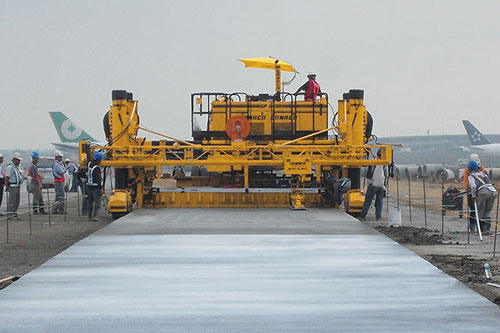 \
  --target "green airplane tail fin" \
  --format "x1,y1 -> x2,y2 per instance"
49,112 -> 96,143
